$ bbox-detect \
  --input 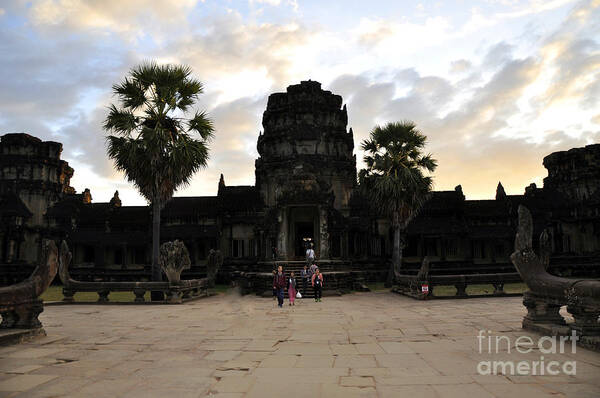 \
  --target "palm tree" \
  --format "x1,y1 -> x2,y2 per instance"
358,121 -> 437,287
103,62 -> 214,297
